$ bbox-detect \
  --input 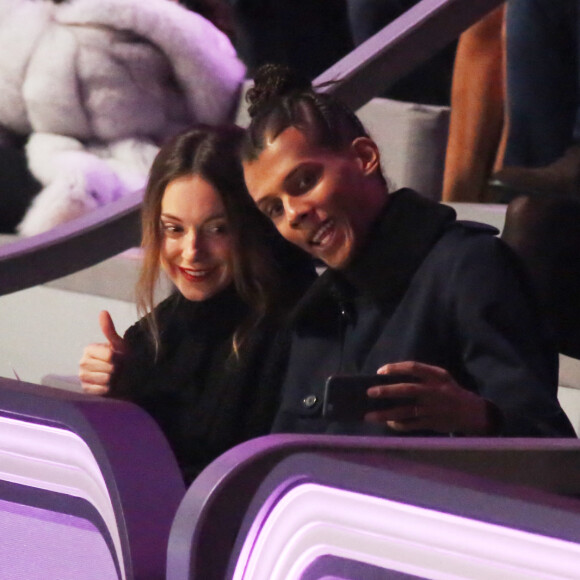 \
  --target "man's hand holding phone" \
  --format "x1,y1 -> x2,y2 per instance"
322,373 -> 417,422
367,361 -> 496,435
